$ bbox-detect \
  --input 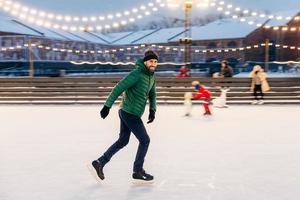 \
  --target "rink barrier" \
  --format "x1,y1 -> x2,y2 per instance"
0,77 -> 299,104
